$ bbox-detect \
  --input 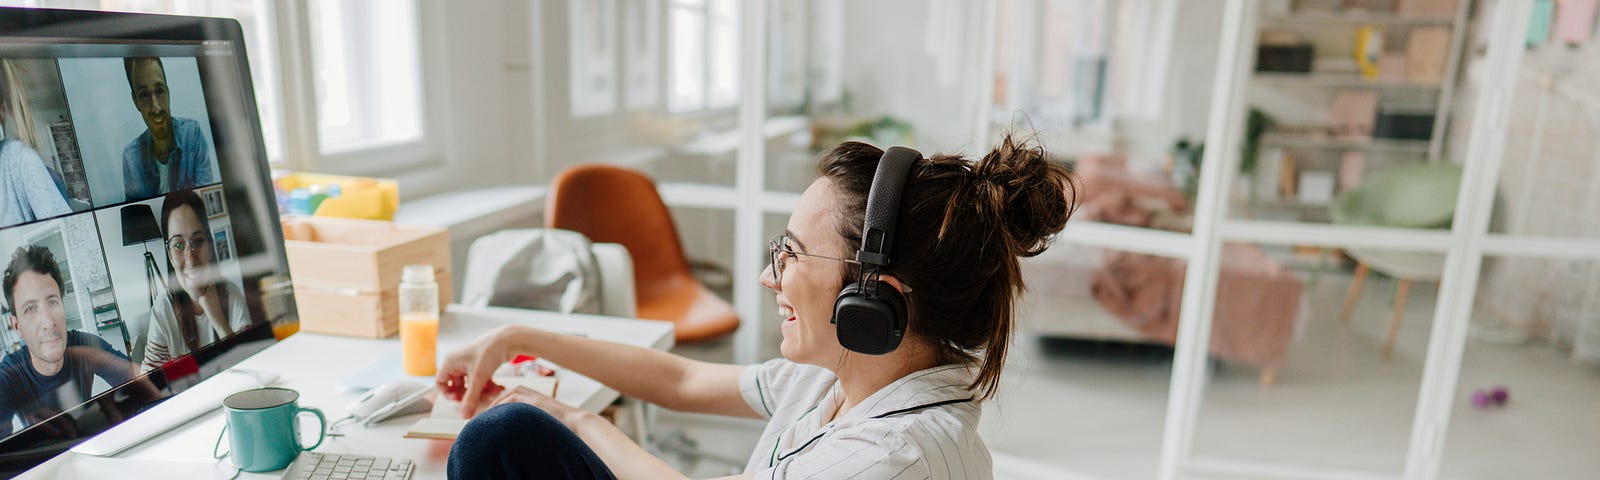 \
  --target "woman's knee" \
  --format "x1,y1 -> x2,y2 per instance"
457,403 -> 563,447
449,403 -> 612,480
